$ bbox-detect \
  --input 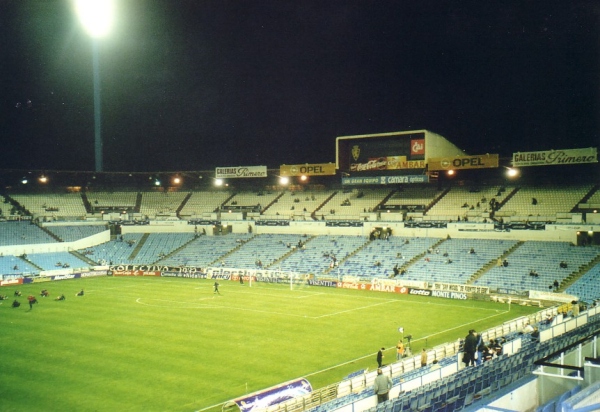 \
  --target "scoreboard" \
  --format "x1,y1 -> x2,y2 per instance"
336,131 -> 427,175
